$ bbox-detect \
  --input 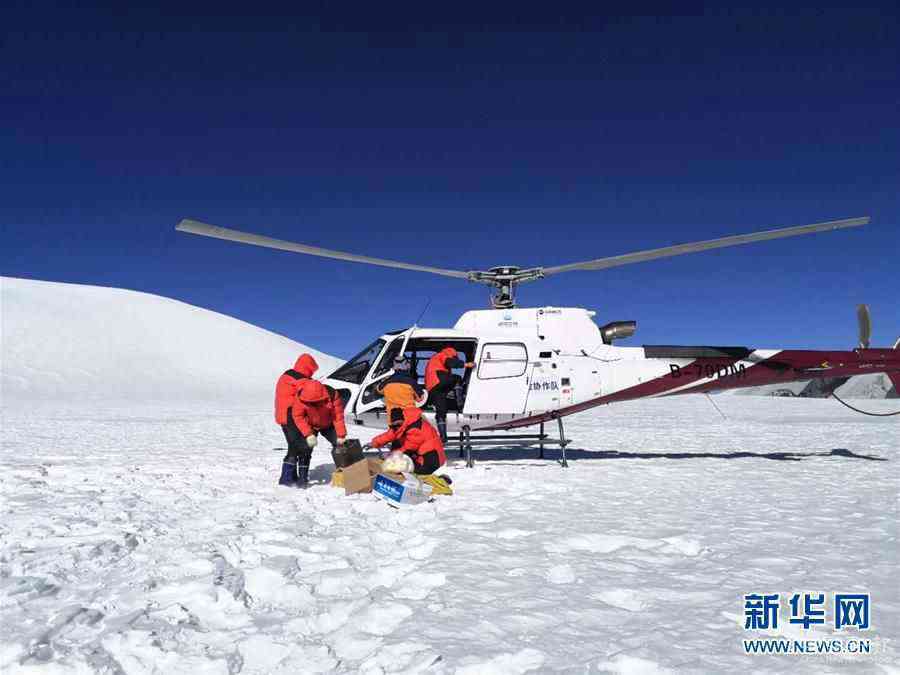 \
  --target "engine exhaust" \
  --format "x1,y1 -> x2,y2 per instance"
600,320 -> 637,344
